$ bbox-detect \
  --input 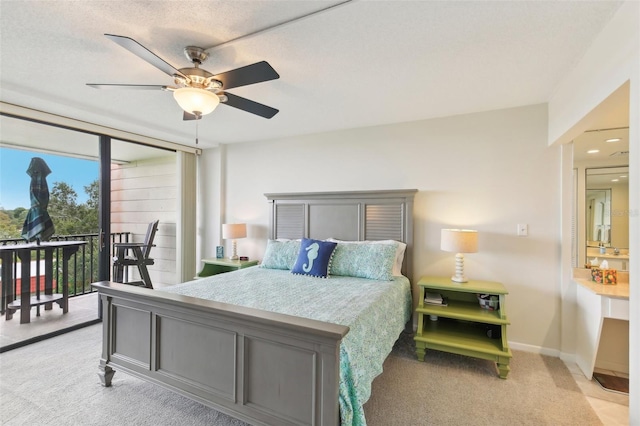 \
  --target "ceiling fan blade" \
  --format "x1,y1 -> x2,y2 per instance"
87,84 -> 168,90
105,34 -> 186,79
222,92 -> 279,119
213,61 -> 279,90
